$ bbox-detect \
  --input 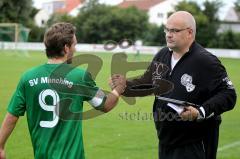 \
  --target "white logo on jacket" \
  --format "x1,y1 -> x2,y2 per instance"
181,74 -> 195,92
222,76 -> 234,89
